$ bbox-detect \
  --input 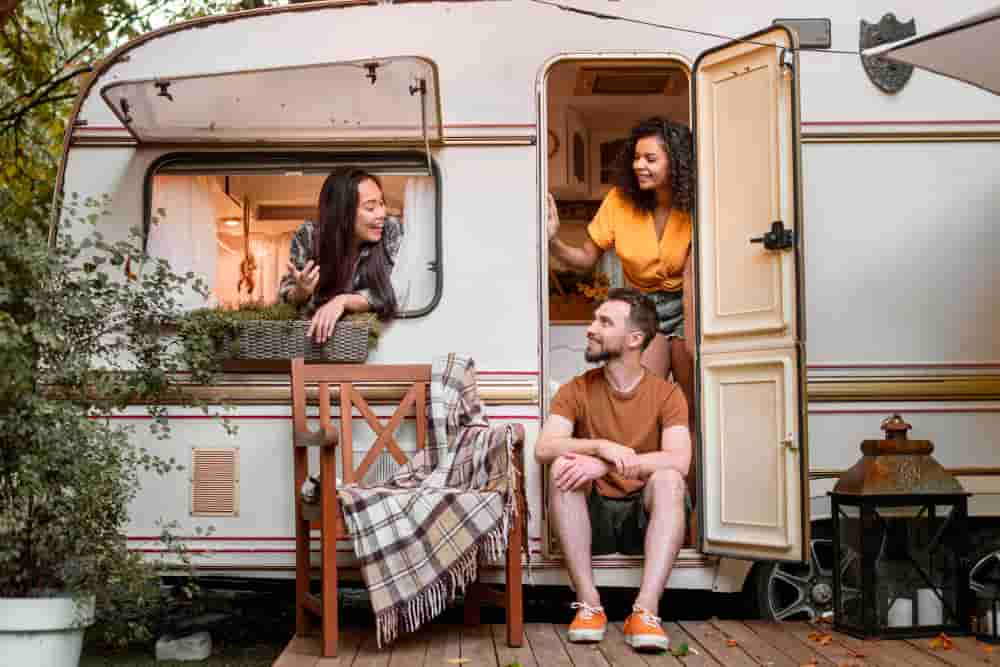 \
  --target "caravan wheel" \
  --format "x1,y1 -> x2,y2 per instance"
753,537 -> 861,621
